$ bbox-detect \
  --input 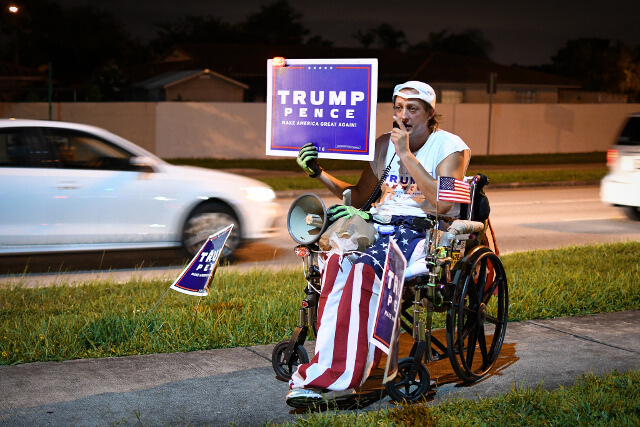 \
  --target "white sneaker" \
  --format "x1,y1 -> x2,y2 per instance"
285,388 -> 356,408
285,388 -> 323,408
